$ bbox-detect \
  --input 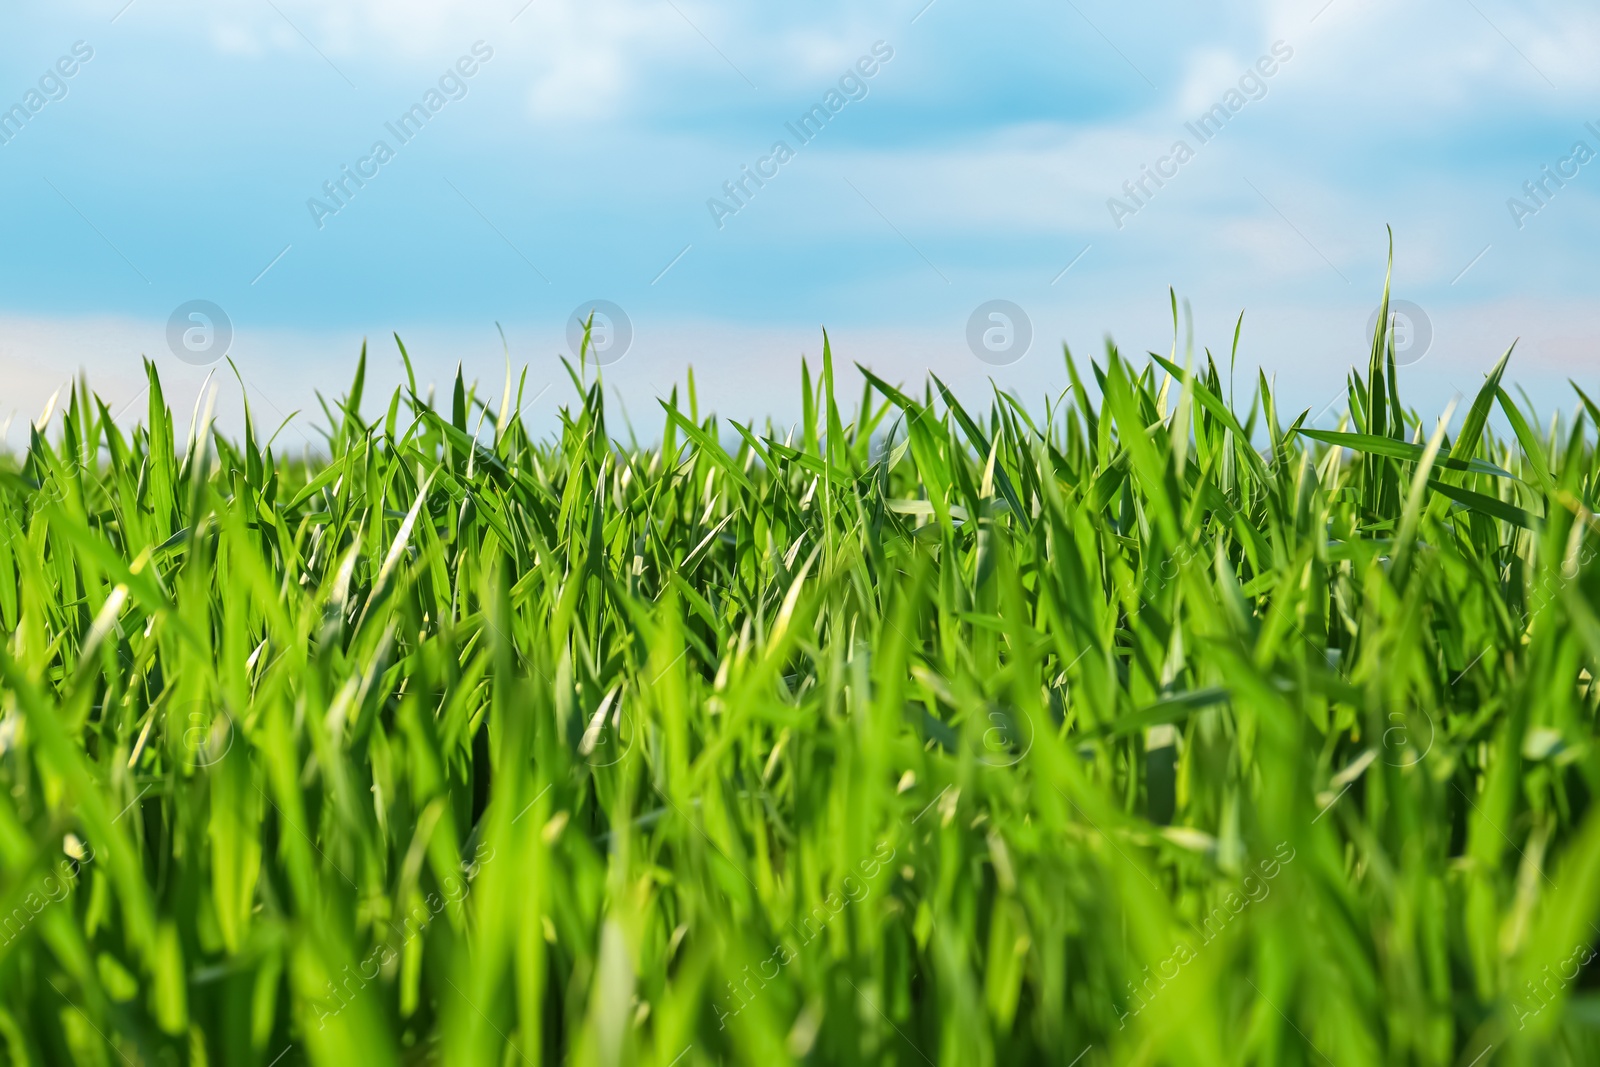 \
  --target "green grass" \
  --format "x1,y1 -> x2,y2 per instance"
3,270 -> 1600,1066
